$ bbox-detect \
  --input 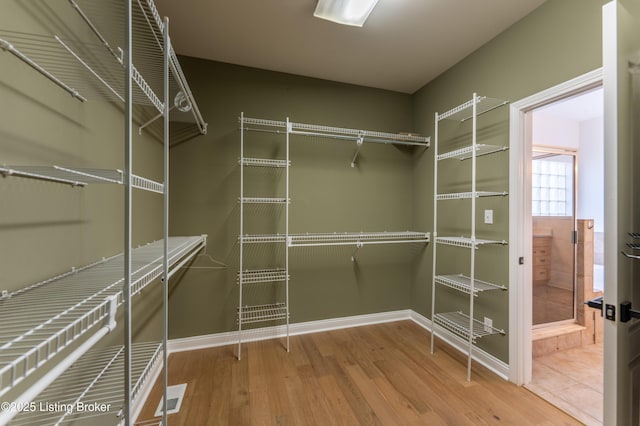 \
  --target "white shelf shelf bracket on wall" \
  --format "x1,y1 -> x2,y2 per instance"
287,231 -> 430,247
0,37 -> 86,102
430,93 -> 508,382
0,0 -> 207,138
9,342 -> 163,426
238,114 -> 430,357
1,2 -> 208,425
240,115 -> 430,168
0,165 -> 165,193
0,236 -> 206,401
